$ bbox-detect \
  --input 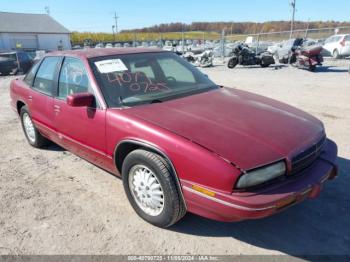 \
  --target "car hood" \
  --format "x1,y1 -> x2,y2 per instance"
122,88 -> 325,170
